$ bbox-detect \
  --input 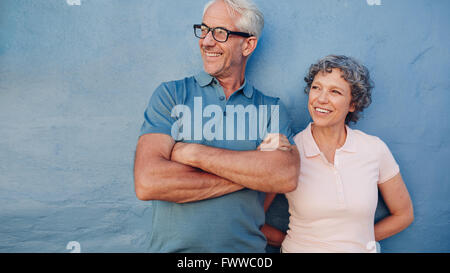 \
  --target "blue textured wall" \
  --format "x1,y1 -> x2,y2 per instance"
0,0 -> 449,253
